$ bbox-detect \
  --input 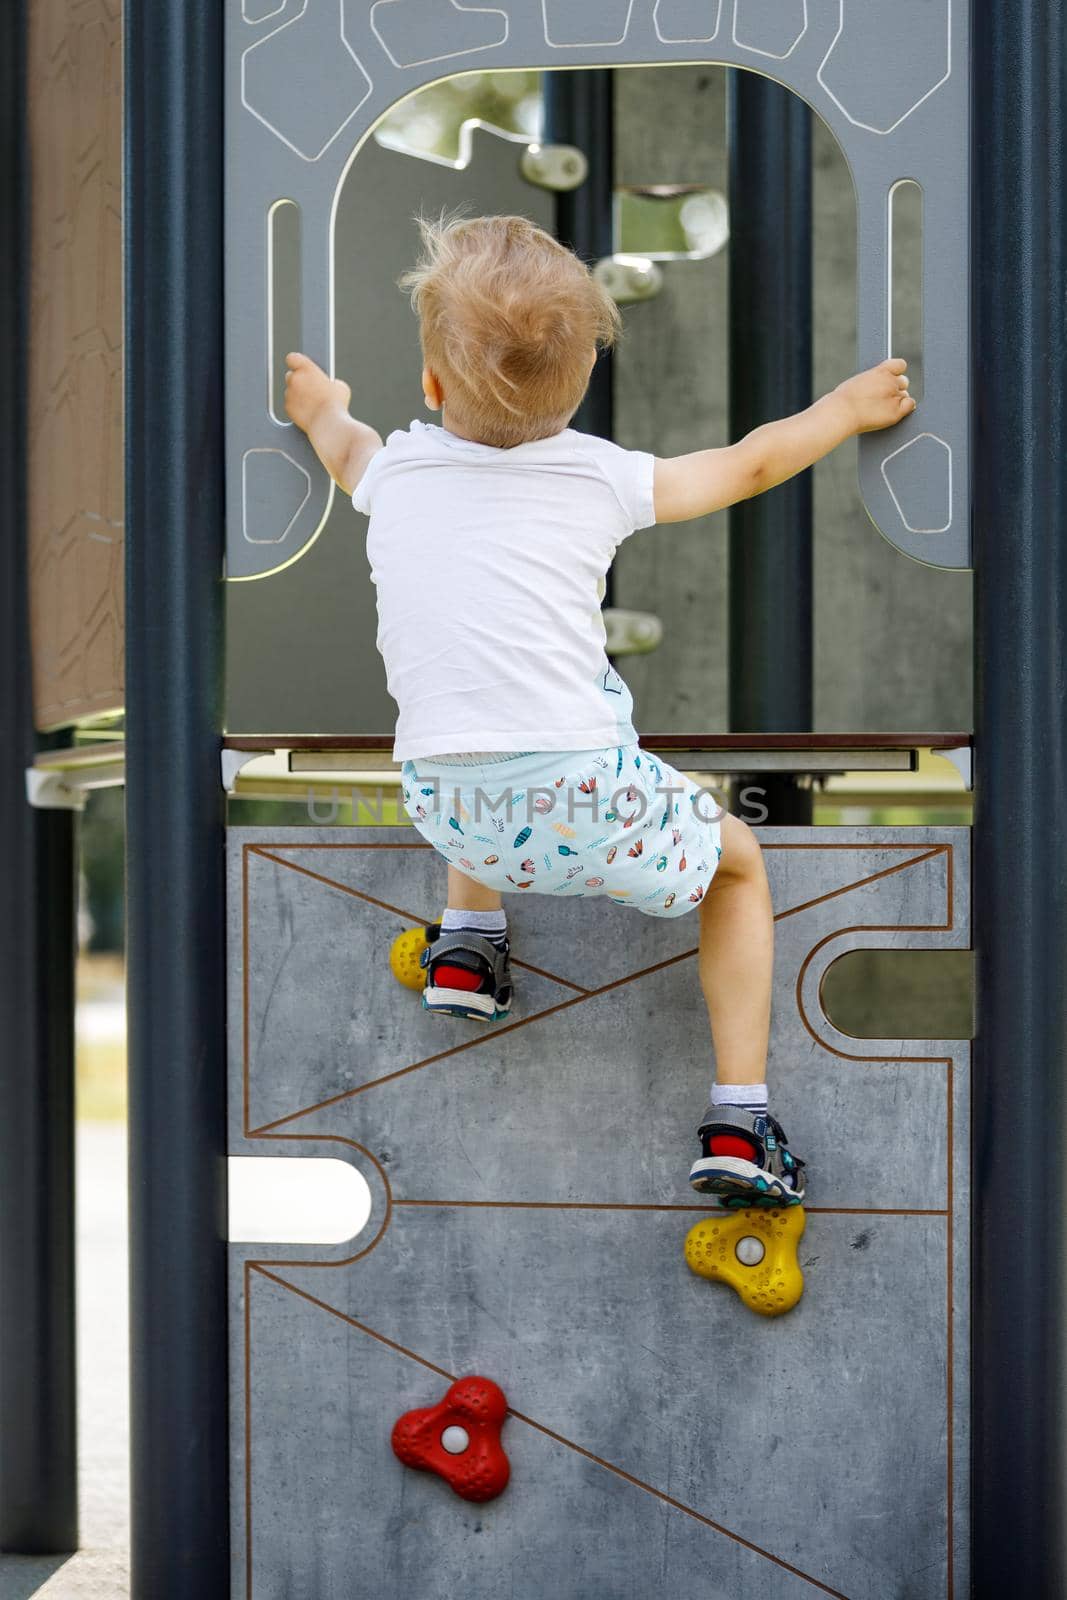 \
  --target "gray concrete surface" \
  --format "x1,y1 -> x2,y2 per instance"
0,1126 -> 130,1599
229,824 -> 970,1598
